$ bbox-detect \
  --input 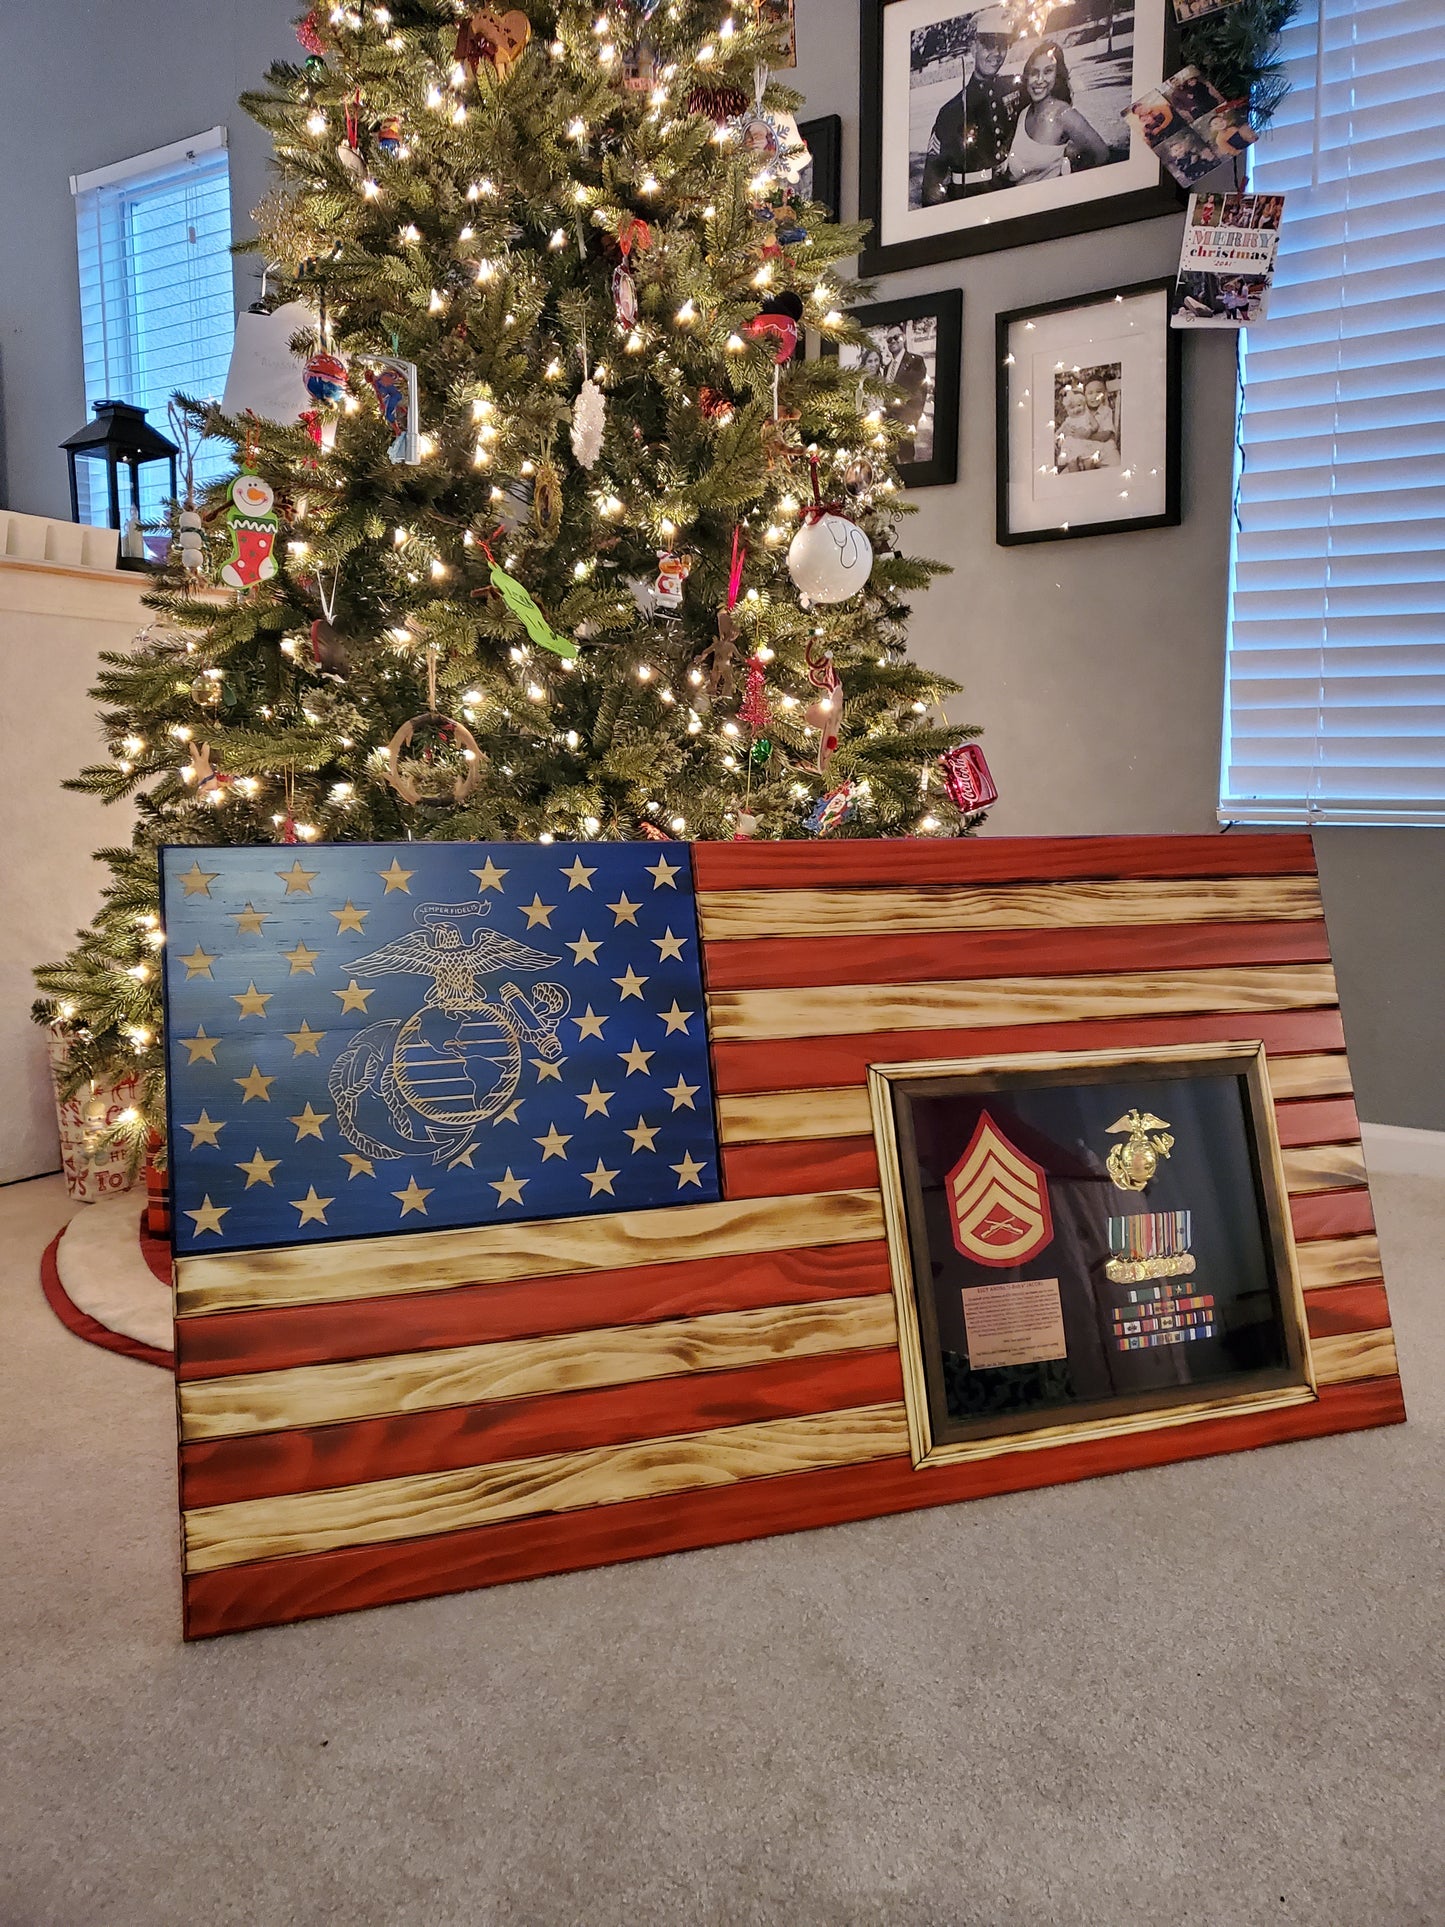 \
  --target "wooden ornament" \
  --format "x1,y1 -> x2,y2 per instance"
385,713 -> 484,807
531,461 -> 563,541
457,8 -> 531,79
